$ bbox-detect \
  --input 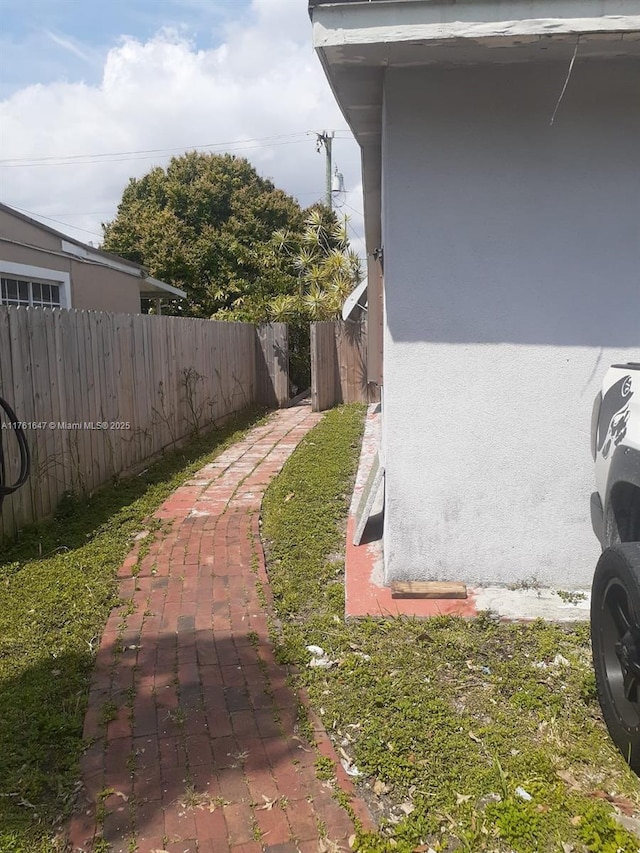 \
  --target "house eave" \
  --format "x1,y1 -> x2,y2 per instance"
311,0 -> 640,49
311,2 -> 640,149
310,0 -> 640,265
140,277 -> 186,299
